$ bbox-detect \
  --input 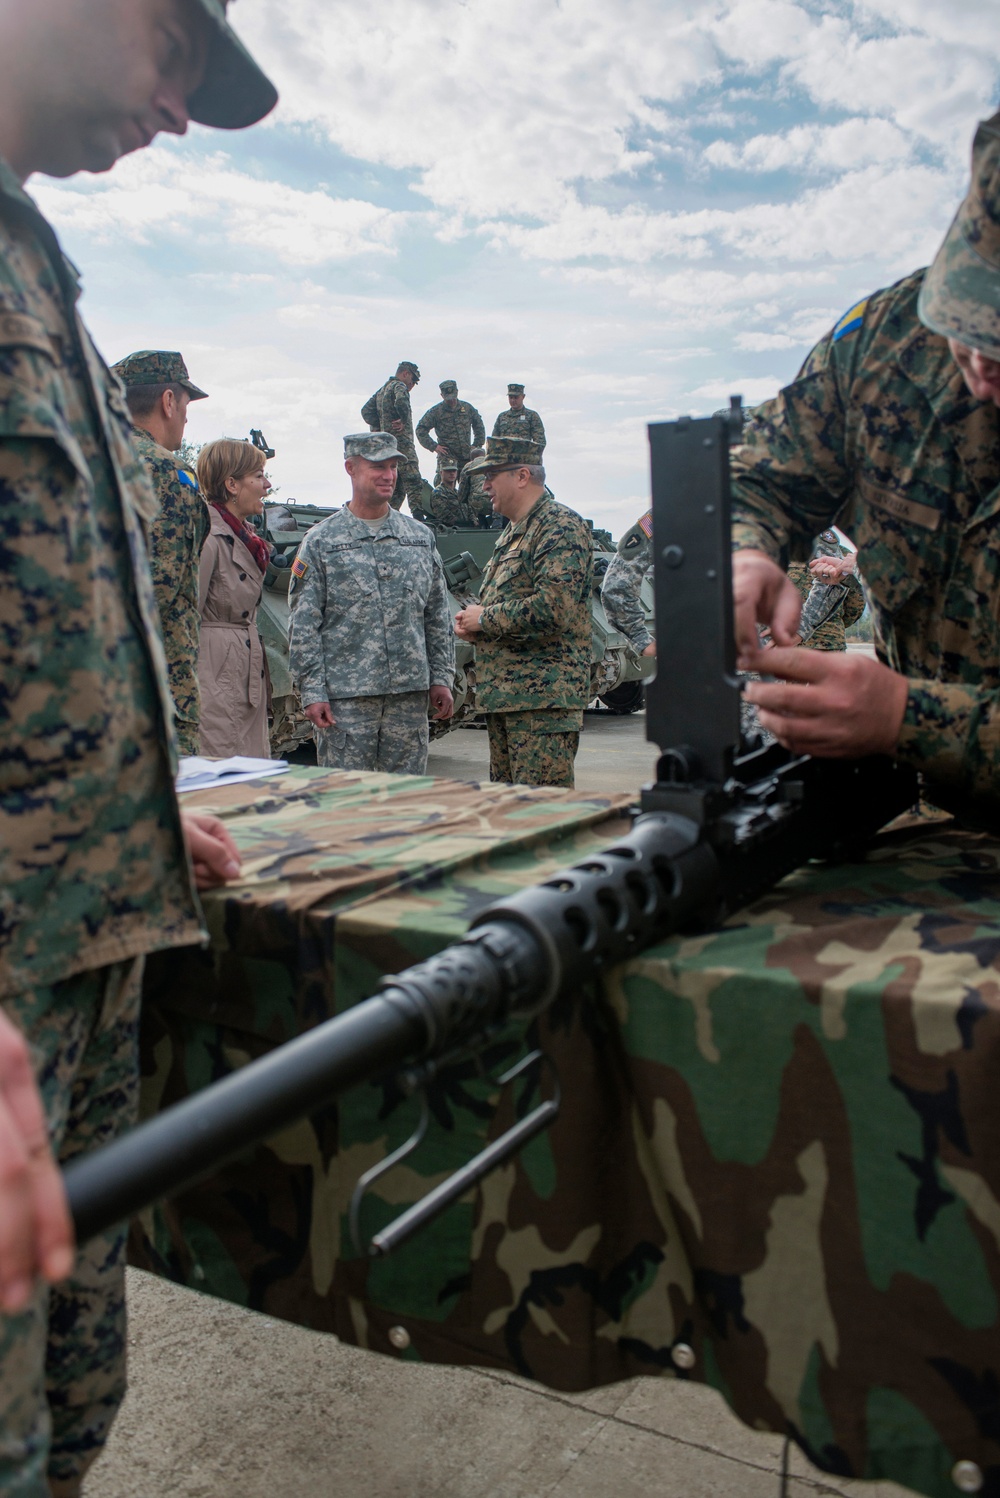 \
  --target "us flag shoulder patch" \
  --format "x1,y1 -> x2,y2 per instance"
638,510 -> 653,538
291,556 -> 309,579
